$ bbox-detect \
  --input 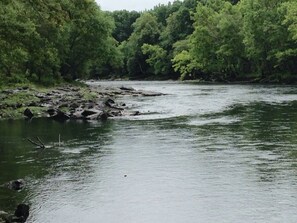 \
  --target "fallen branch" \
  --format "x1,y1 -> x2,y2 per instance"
36,136 -> 45,148
27,137 -> 45,149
